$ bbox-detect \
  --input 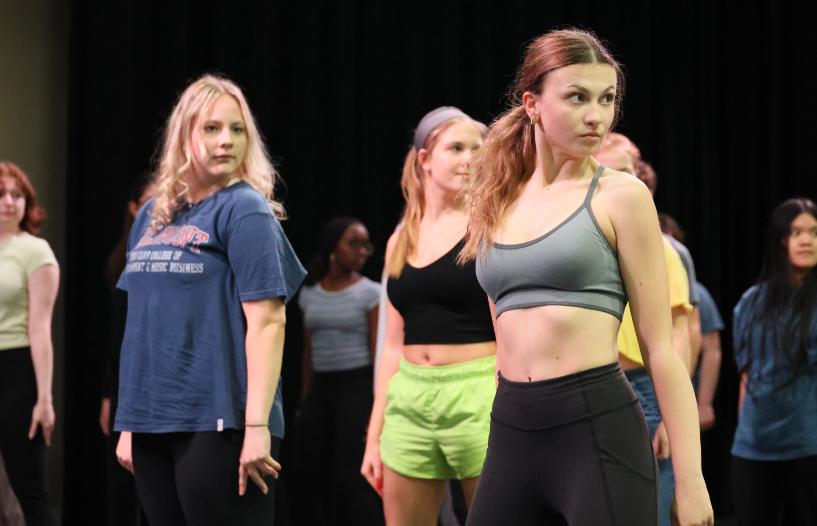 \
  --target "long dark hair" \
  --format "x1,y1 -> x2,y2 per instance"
304,217 -> 362,286
746,198 -> 817,382
105,173 -> 155,290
